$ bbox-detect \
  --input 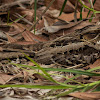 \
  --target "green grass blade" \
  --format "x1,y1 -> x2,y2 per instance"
11,63 -> 100,76
13,63 -> 54,81
64,74 -> 80,84
8,14 -> 27,25
42,68 -> 100,76
78,0 -> 96,12
87,66 -> 100,72
81,84 -> 91,92
87,0 -> 97,21
80,7 -> 83,20
92,85 -> 100,92
95,11 -> 100,13
56,86 -> 80,97
0,84 -> 74,89
84,80 -> 100,87
0,80 -> 99,89
11,63 -> 80,87
59,0 -> 68,16
81,84 -> 99,92
22,54 -> 58,83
